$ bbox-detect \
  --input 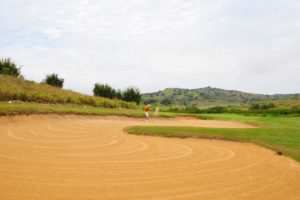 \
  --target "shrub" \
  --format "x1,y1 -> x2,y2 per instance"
122,87 -> 142,105
0,57 -> 21,77
93,83 -> 142,104
184,105 -> 199,113
161,98 -> 173,105
44,73 -> 64,88
250,102 -> 275,110
167,107 -> 181,113
93,83 -> 117,99
206,106 -> 228,113
260,103 -> 275,110
166,105 -> 229,114
250,103 -> 260,110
